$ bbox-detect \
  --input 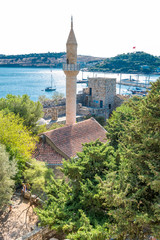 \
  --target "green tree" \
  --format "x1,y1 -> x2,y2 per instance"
0,111 -> 37,184
0,144 -> 17,210
105,96 -> 141,149
37,141 -> 116,240
23,158 -> 54,197
0,94 -> 43,133
101,79 -> 160,239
